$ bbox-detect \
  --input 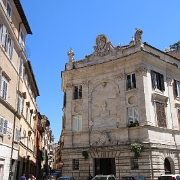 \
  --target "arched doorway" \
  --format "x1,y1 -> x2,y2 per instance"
164,158 -> 172,174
